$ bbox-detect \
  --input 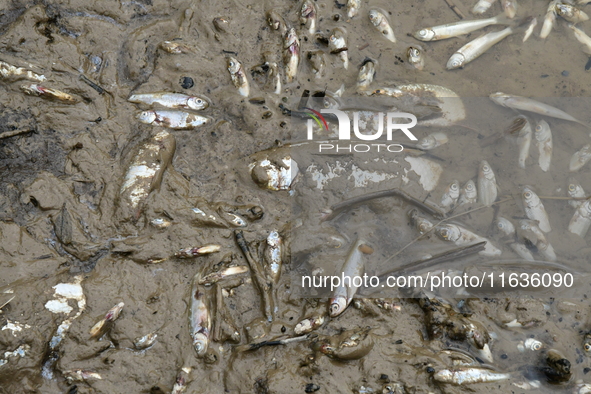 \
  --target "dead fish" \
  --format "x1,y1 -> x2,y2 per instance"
284,28 -> 300,82
227,56 -> 249,97
329,28 -> 349,69
519,219 -> 556,260
472,0 -> 499,15
307,51 -> 326,79
517,338 -> 543,352
495,216 -> 516,237
477,160 -> 498,206
20,83 -> 77,103
568,178 -> 586,208
575,383 -> 591,394
510,242 -> 535,260
249,151 -> 299,191
570,24 -> 591,54
556,2 -> 589,23
407,46 -> 425,70
501,0 -> 517,18
171,367 -> 192,394
118,130 -> 175,221
523,17 -> 537,42
435,223 -> 502,256
267,10 -> 288,36
510,115 -> 532,169
369,9 -> 396,43
458,179 -> 478,205
544,349 -> 572,383
159,41 -> 194,54
356,58 -> 376,91
408,208 -> 435,235
134,332 -> 158,350
313,326 -> 374,361
441,180 -> 460,210
417,132 -> 448,150
570,144 -> 591,172
137,110 -> 209,129
569,199 -> 591,238
295,315 -> 325,335
490,92 -> 589,127
150,218 -> 172,229
90,302 -> 124,339
213,17 -> 230,33
434,367 -> 511,385
541,1 -> 559,39
522,186 -> 551,232
535,120 -> 553,172
0,60 -> 46,82
63,369 -> 102,384
583,333 -> 591,353
413,13 -> 510,41
347,0 -> 361,18
300,0 -> 317,34
263,230 -> 282,282
329,239 -> 371,317
199,265 -> 249,285
190,274 -> 210,357
175,244 -> 221,259
128,92 -> 208,110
